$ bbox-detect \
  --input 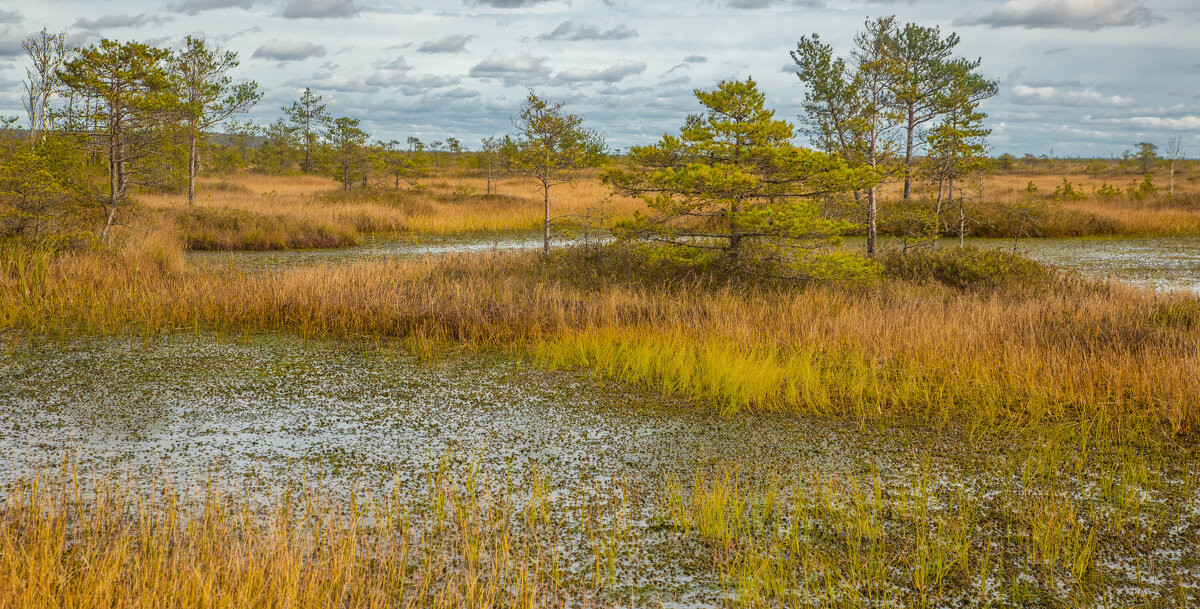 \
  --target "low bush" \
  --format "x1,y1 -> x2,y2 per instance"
880,245 -> 1053,289
175,207 -> 358,250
